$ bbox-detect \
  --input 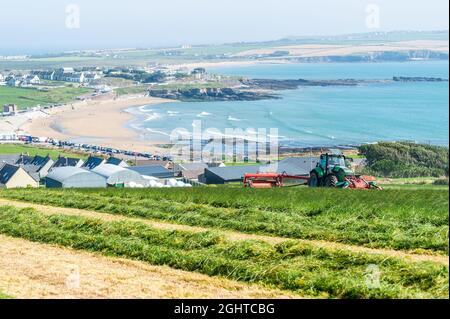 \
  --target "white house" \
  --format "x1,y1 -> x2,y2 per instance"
0,164 -> 39,189
22,74 -> 40,85
32,70 -> 55,81
54,68 -> 85,83
64,72 -> 85,83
